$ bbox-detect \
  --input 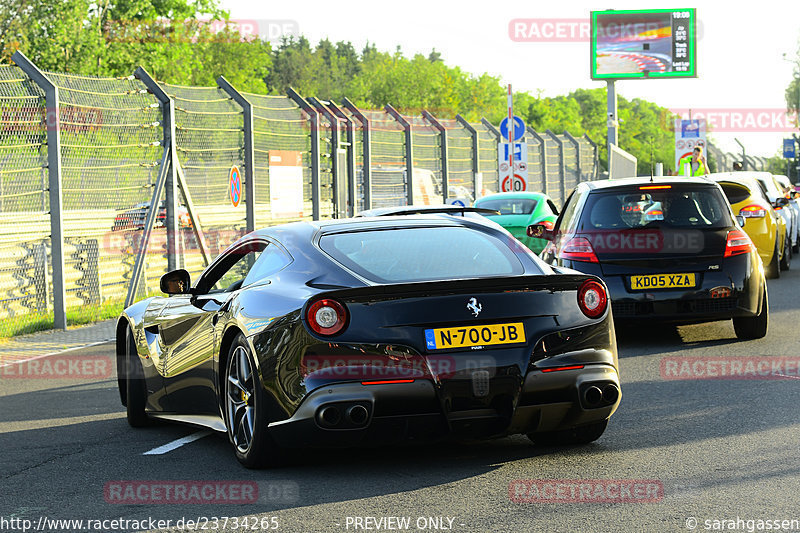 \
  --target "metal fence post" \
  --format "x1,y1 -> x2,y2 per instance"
422,110 -> 448,203
546,130 -> 566,204
385,104 -> 413,205
287,88 -> 320,220
583,134 -> 599,180
123,67 -> 175,306
342,98 -> 371,210
327,100 -> 356,217
11,51 -> 66,330
455,114 -> 479,197
309,97 -> 345,218
135,67 -> 178,272
563,131 -> 582,182
527,127 -> 547,196
480,119 -> 501,189
217,76 -> 255,234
